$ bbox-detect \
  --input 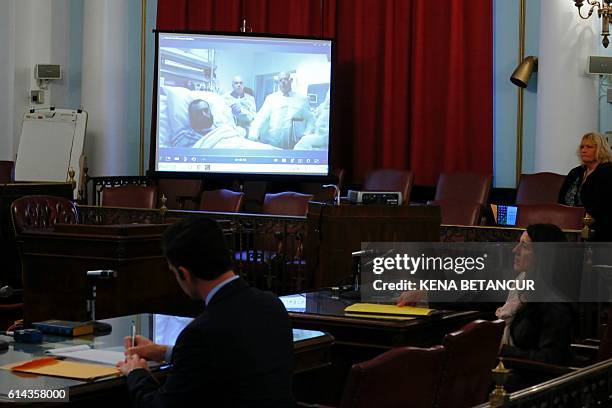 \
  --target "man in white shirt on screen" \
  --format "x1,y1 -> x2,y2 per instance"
249,71 -> 314,149
223,76 -> 256,133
